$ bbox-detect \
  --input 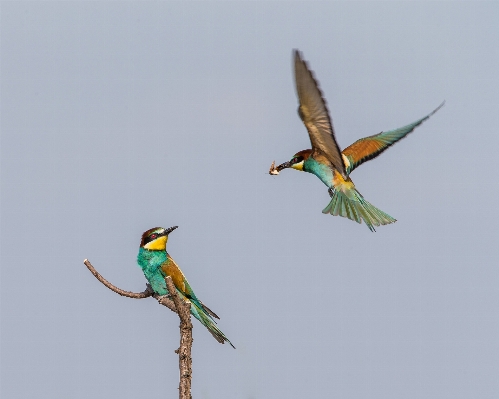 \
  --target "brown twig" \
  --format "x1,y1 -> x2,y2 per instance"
83,258 -> 177,311
166,276 -> 193,399
83,259 -> 192,398
84,259 -> 153,298
153,292 -> 177,313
